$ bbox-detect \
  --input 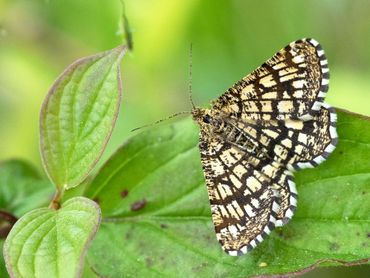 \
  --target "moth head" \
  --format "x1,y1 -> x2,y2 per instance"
191,108 -> 212,125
